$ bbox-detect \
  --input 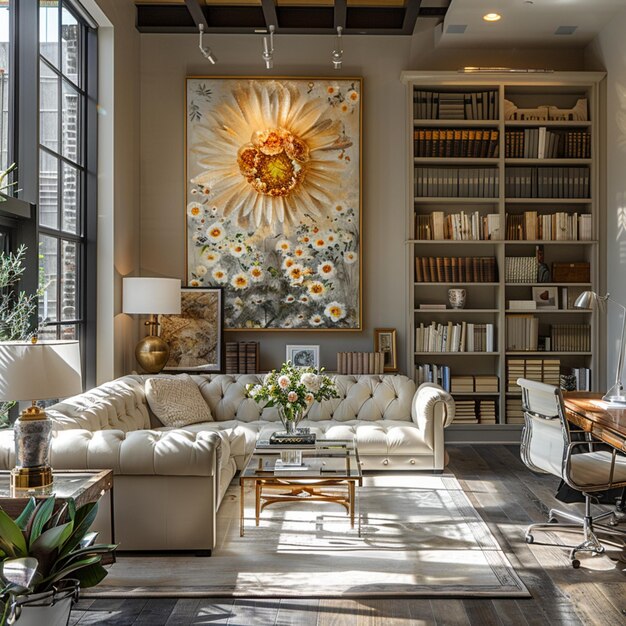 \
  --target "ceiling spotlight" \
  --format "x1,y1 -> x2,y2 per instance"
332,26 -> 343,70
483,13 -> 502,22
262,25 -> 275,70
198,24 -> 217,64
